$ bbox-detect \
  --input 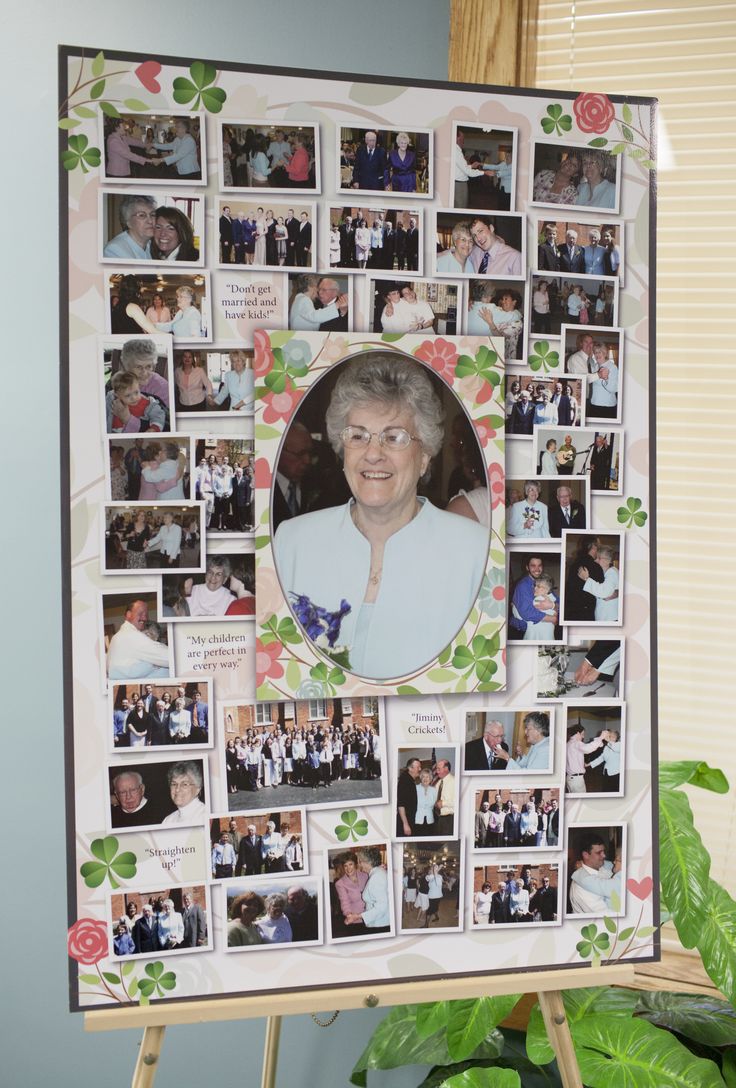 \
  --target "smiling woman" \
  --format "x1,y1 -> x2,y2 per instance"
273,352 -> 490,680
